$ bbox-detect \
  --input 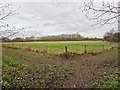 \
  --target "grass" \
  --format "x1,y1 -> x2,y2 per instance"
92,47 -> 119,89
4,41 -> 115,54
2,55 -> 30,89
92,70 -> 120,89
2,52 -> 75,88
